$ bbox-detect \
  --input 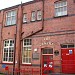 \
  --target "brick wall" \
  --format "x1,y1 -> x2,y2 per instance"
0,0 -> 75,74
